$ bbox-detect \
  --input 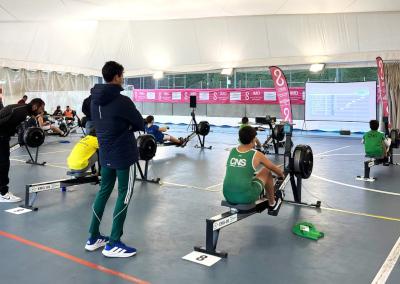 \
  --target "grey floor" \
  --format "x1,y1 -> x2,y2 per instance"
1,125 -> 399,284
